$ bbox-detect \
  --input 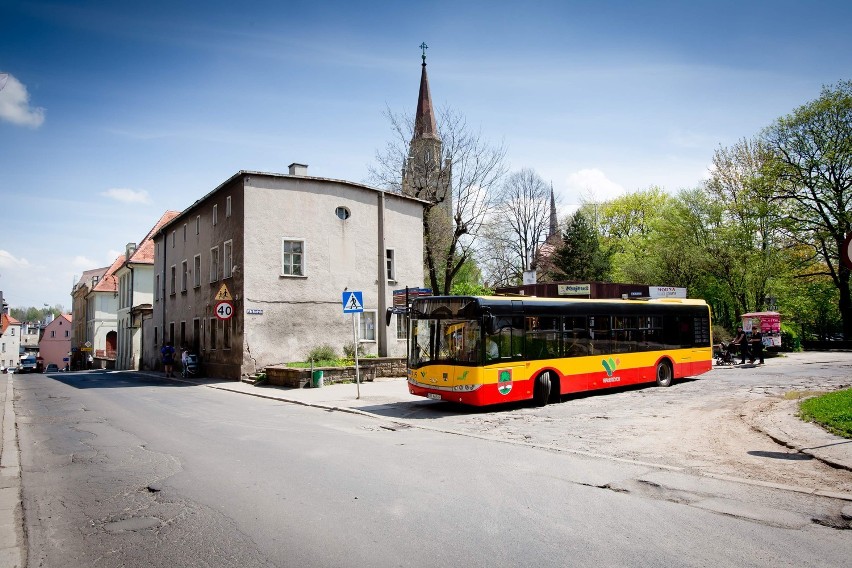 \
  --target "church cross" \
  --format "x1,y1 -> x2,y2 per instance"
420,42 -> 428,63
